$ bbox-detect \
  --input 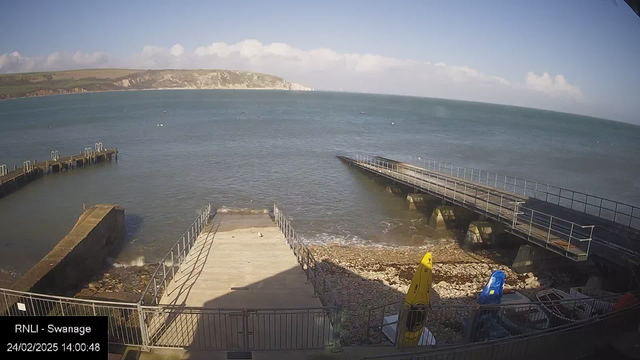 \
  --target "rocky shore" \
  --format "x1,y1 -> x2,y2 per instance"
74,262 -> 158,303
310,240 -> 589,345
